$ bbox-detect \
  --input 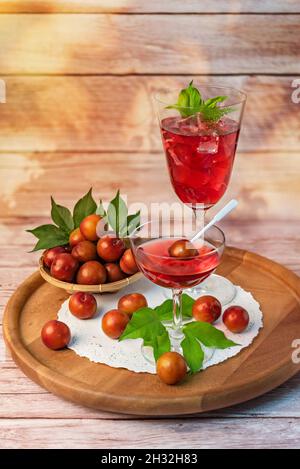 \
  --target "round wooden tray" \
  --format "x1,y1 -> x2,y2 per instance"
3,247 -> 300,416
